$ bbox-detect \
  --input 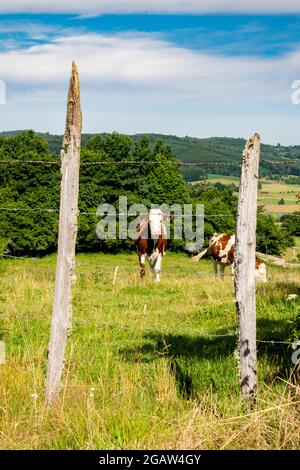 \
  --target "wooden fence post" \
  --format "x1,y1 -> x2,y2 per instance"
45,62 -> 82,407
234,133 -> 260,406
